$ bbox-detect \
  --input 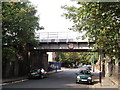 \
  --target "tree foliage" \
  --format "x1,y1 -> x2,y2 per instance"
57,52 -> 98,67
2,47 -> 16,61
2,2 -> 40,62
62,2 -> 120,60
